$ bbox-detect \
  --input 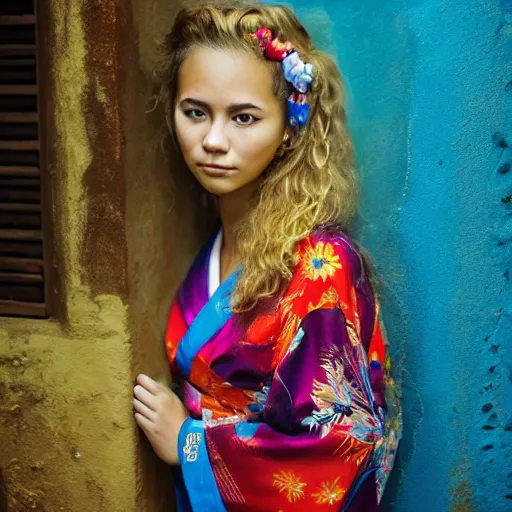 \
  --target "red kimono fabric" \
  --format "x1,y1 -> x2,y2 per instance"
166,227 -> 402,511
